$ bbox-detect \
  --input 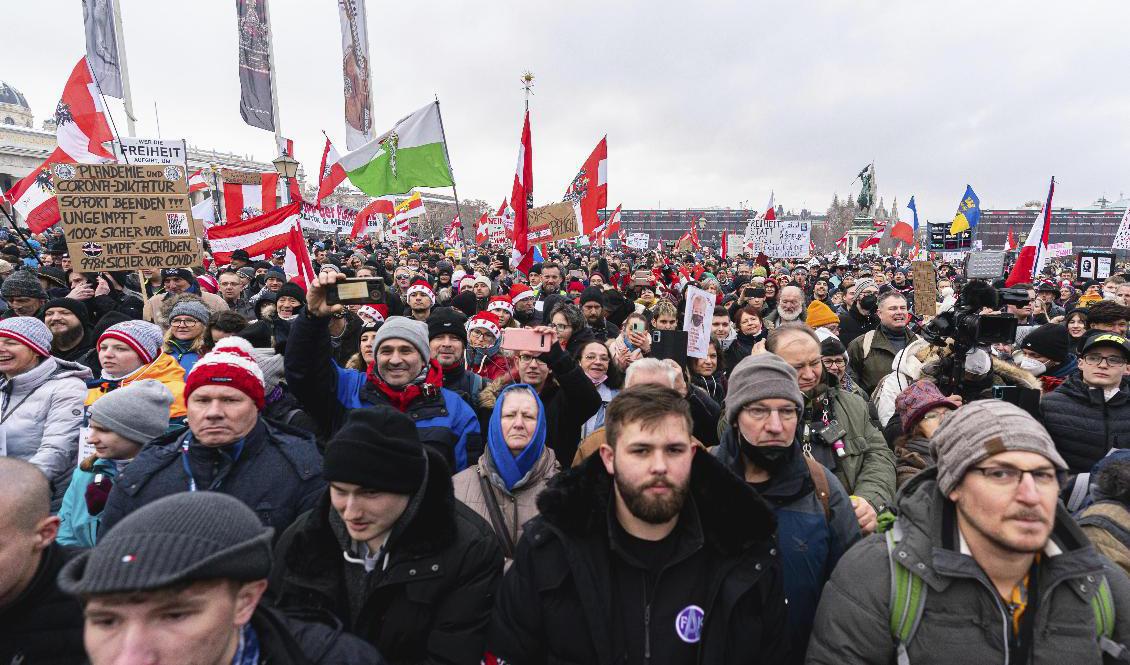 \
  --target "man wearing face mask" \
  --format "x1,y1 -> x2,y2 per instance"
837,278 -> 879,346
1016,323 -> 1077,394
712,354 -> 860,664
